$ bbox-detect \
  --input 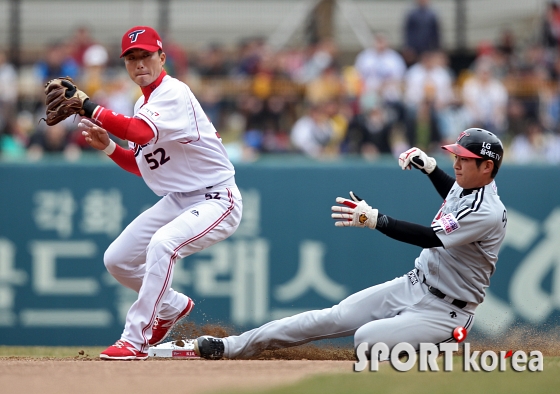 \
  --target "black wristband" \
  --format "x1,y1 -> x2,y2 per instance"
82,99 -> 99,118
